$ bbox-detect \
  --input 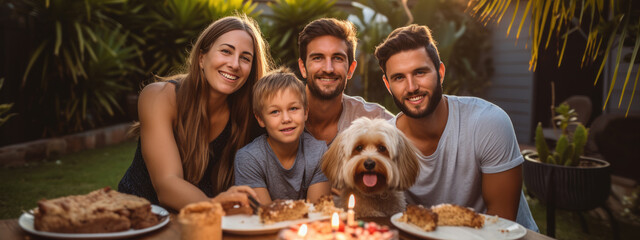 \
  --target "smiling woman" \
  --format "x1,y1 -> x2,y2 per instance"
116,14 -> 273,212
